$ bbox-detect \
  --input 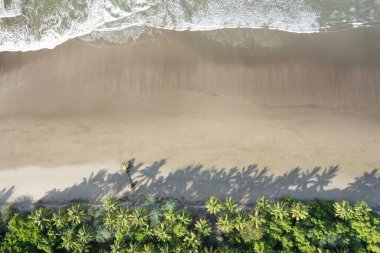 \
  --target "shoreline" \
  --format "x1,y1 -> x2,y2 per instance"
1,28 -> 380,206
